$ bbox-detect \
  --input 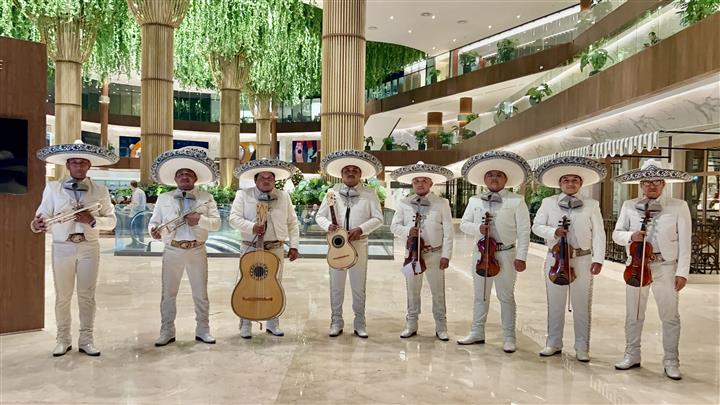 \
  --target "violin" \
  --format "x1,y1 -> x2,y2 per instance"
403,212 -> 427,275
548,216 -> 576,285
624,205 -> 654,287
475,211 -> 500,278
